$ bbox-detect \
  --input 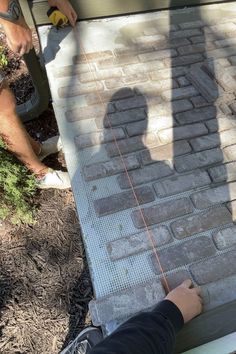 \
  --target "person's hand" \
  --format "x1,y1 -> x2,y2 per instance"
2,17 -> 33,56
165,279 -> 203,323
48,0 -> 78,27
